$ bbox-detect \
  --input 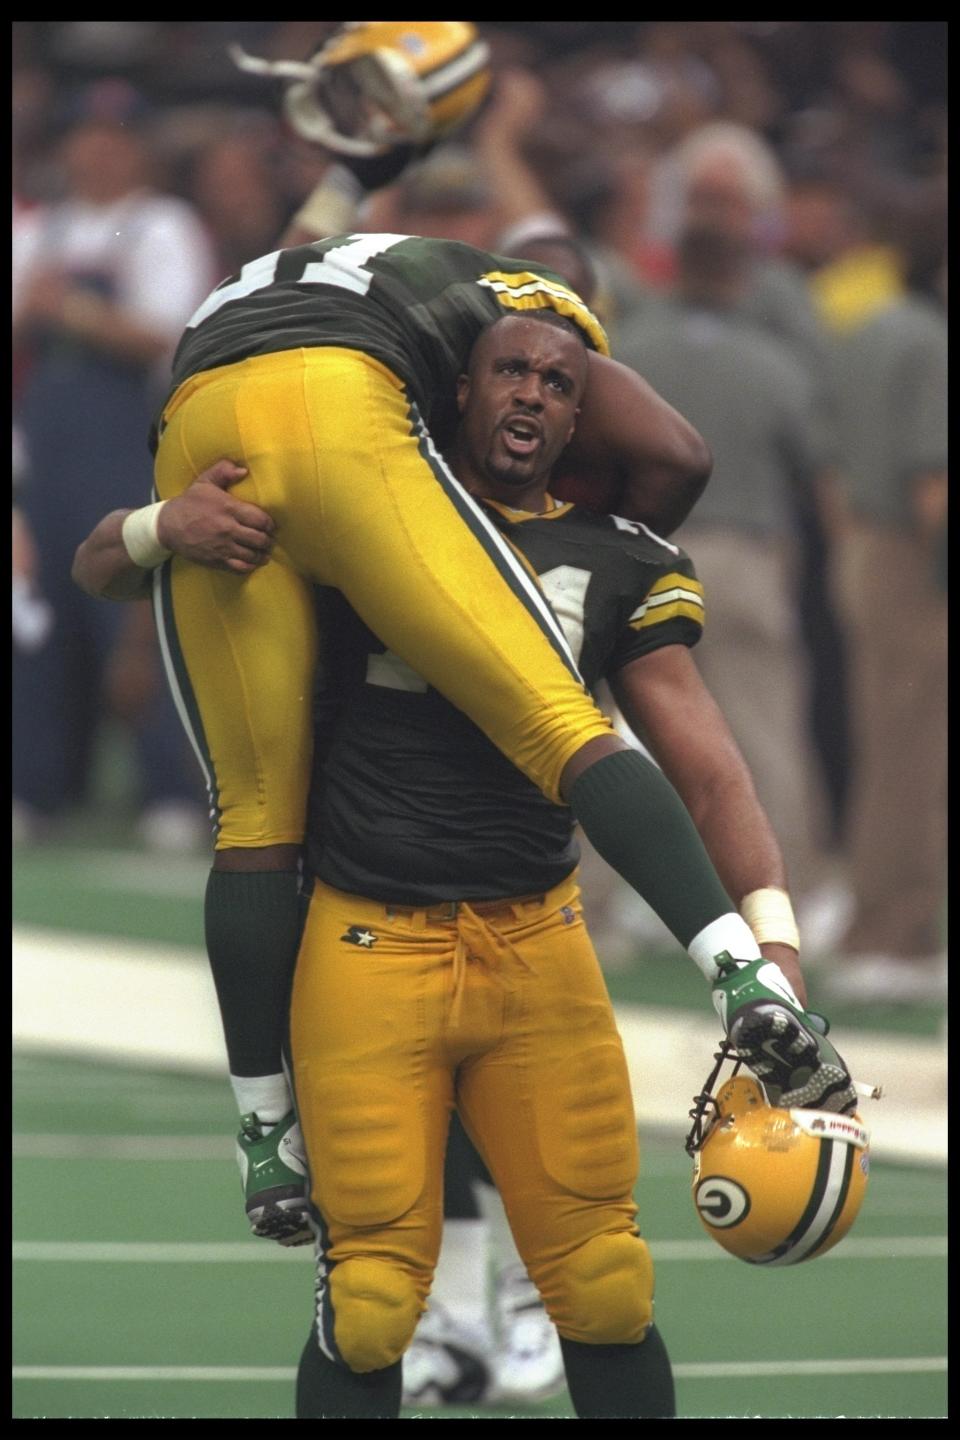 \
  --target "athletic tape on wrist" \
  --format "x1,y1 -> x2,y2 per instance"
740,887 -> 801,952
291,172 -> 364,239
121,502 -> 172,569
